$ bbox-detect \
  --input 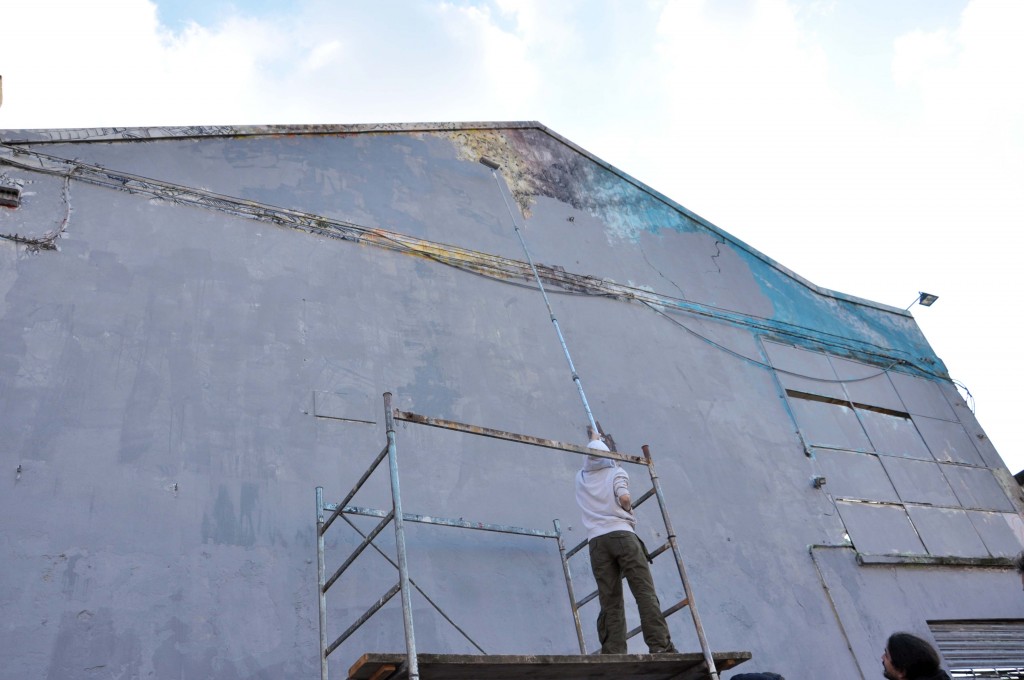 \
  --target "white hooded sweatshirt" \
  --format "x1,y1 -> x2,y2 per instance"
575,439 -> 636,540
